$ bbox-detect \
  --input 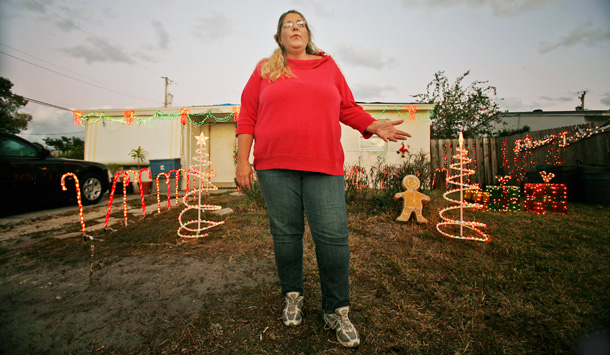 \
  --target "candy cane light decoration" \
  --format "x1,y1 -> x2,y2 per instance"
104,171 -> 130,228
60,173 -> 88,238
138,168 -> 151,216
436,132 -> 489,242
